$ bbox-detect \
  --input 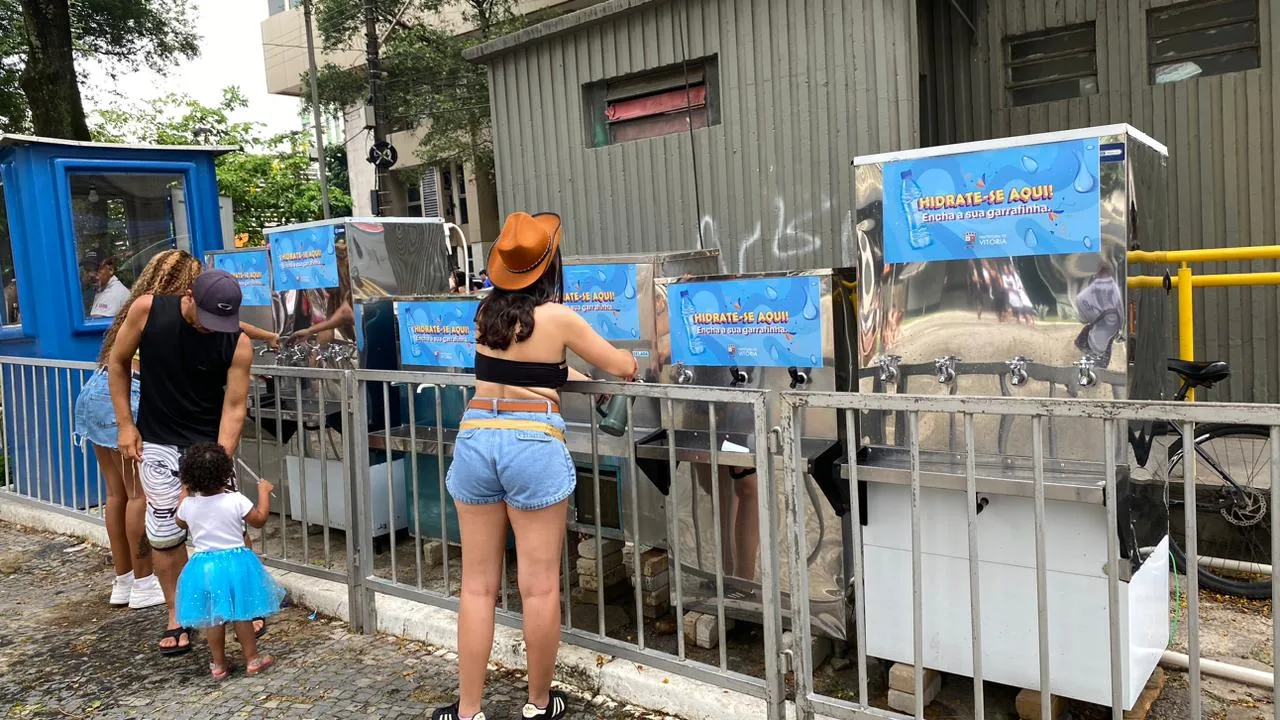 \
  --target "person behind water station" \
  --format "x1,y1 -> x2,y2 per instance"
431,212 -> 637,720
